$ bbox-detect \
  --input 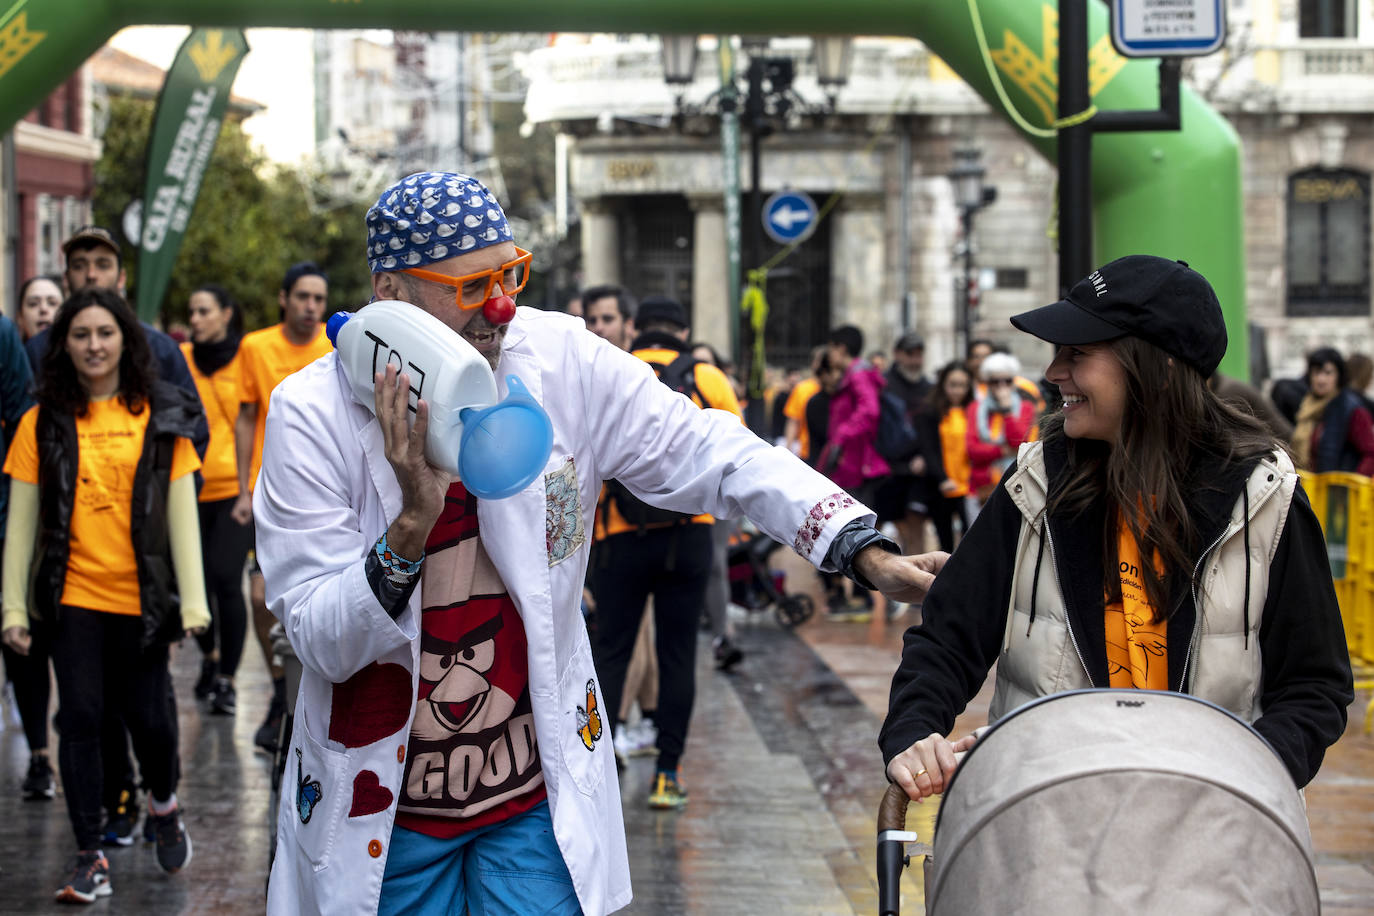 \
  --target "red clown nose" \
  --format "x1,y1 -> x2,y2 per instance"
483,295 -> 516,325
